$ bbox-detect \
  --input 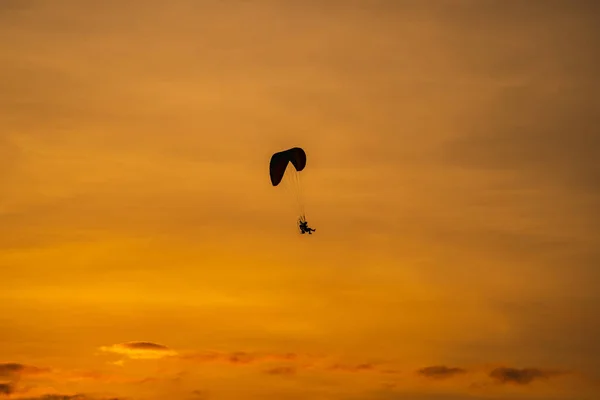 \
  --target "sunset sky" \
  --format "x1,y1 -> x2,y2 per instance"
1,1 -> 599,399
